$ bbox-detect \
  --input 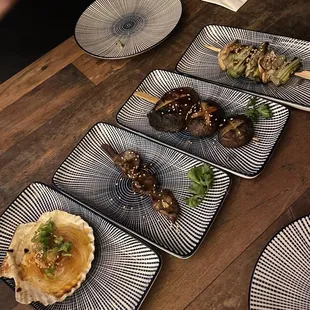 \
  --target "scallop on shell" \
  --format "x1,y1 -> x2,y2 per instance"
0,210 -> 95,305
